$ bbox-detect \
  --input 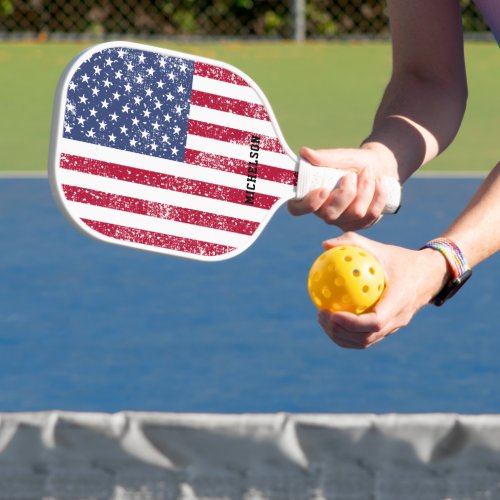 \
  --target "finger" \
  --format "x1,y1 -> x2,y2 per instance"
300,147 -> 370,170
319,311 -> 374,349
287,188 -> 330,216
344,167 -> 376,220
316,172 -> 357,224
